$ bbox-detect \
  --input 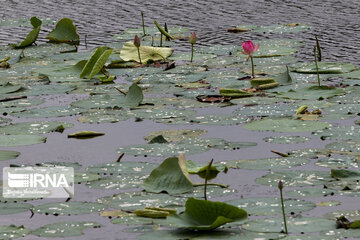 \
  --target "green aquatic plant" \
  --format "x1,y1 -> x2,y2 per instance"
141,11 -> 146,36
314,46 -> 321,86
241,40 -> 259,78
278,180 -> 288,234
46,18 -> 79,44
13,16 -> 42,48
134,35 -> 142,64
80,46 -> 113,79
189,32 -> 197,62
